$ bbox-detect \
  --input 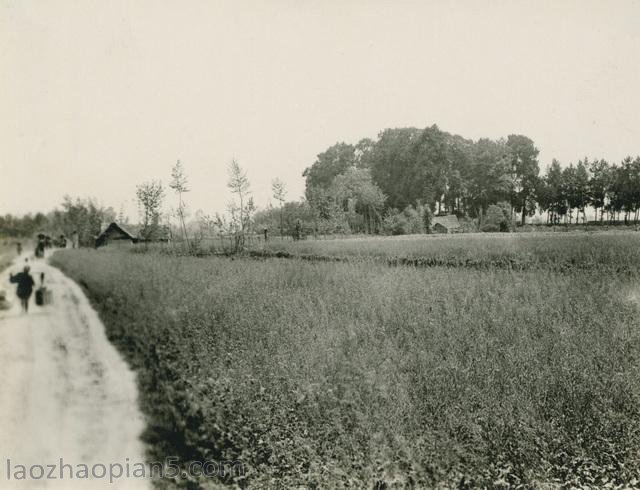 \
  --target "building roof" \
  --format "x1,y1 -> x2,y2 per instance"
95,222 -> 136,247
431,215 -> 461,230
